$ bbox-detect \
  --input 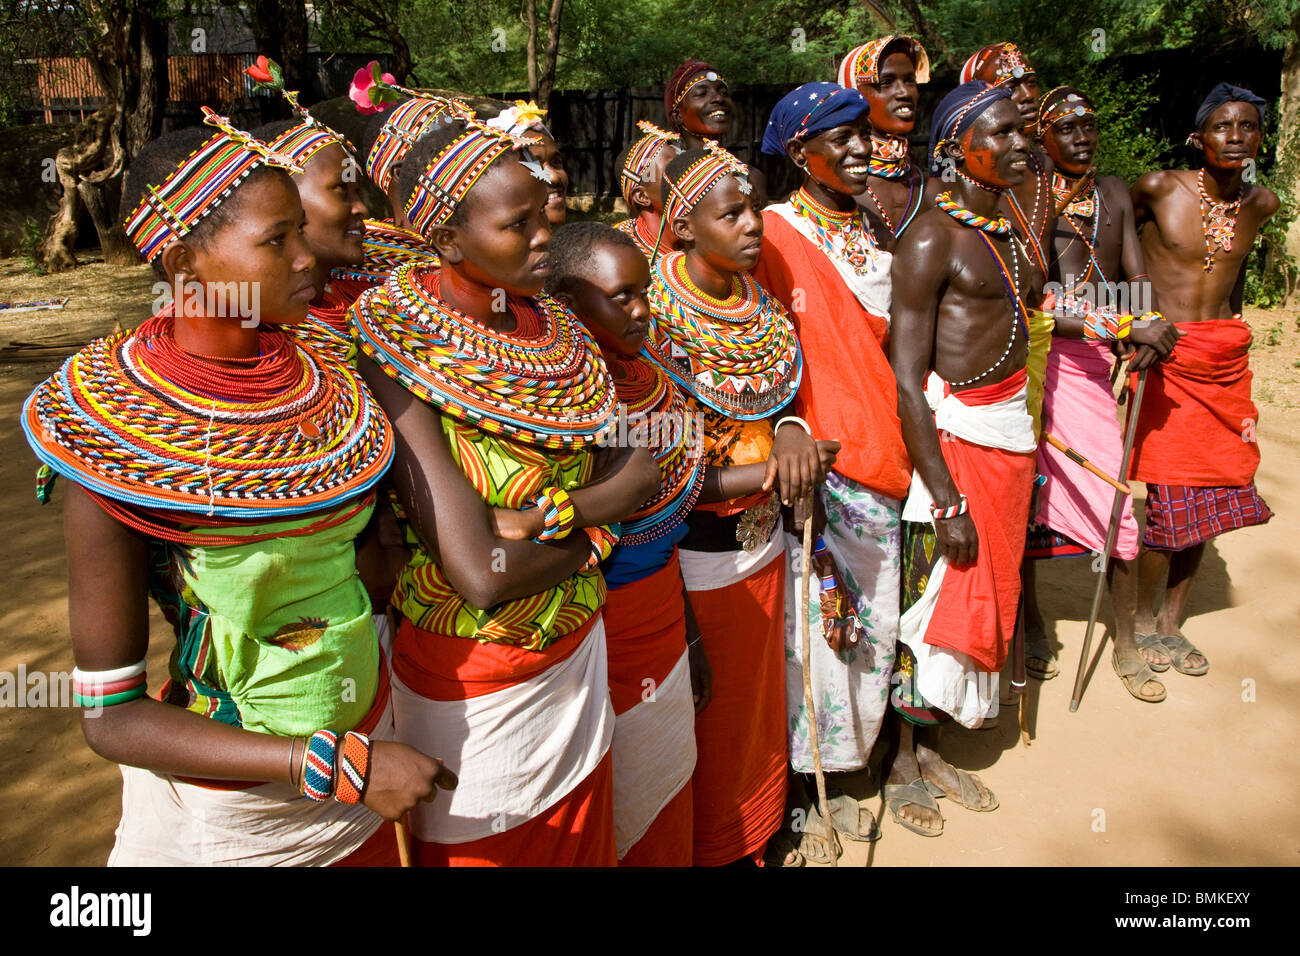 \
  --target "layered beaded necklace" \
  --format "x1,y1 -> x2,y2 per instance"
1004,153 -> 1049,276
353,263 -> 615,449
790,187 -> 881,273
1051,170 -> 1109,290
934,194 -> 1030,387
644,251 -> 801,420
1198,168 -> 1244,273
869,132 -> 910,178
